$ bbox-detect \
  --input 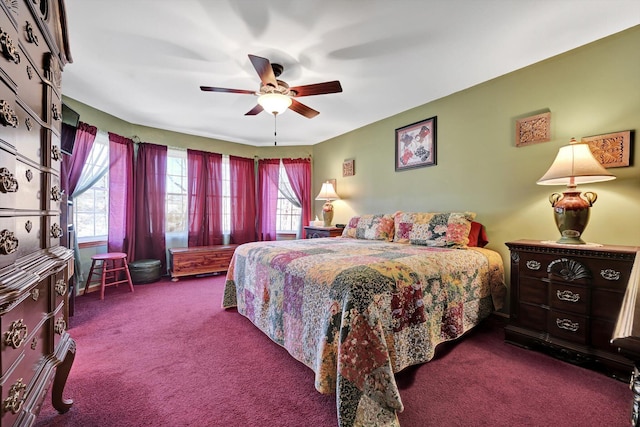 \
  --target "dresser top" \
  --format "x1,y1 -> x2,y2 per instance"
506,239 -> 640,255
